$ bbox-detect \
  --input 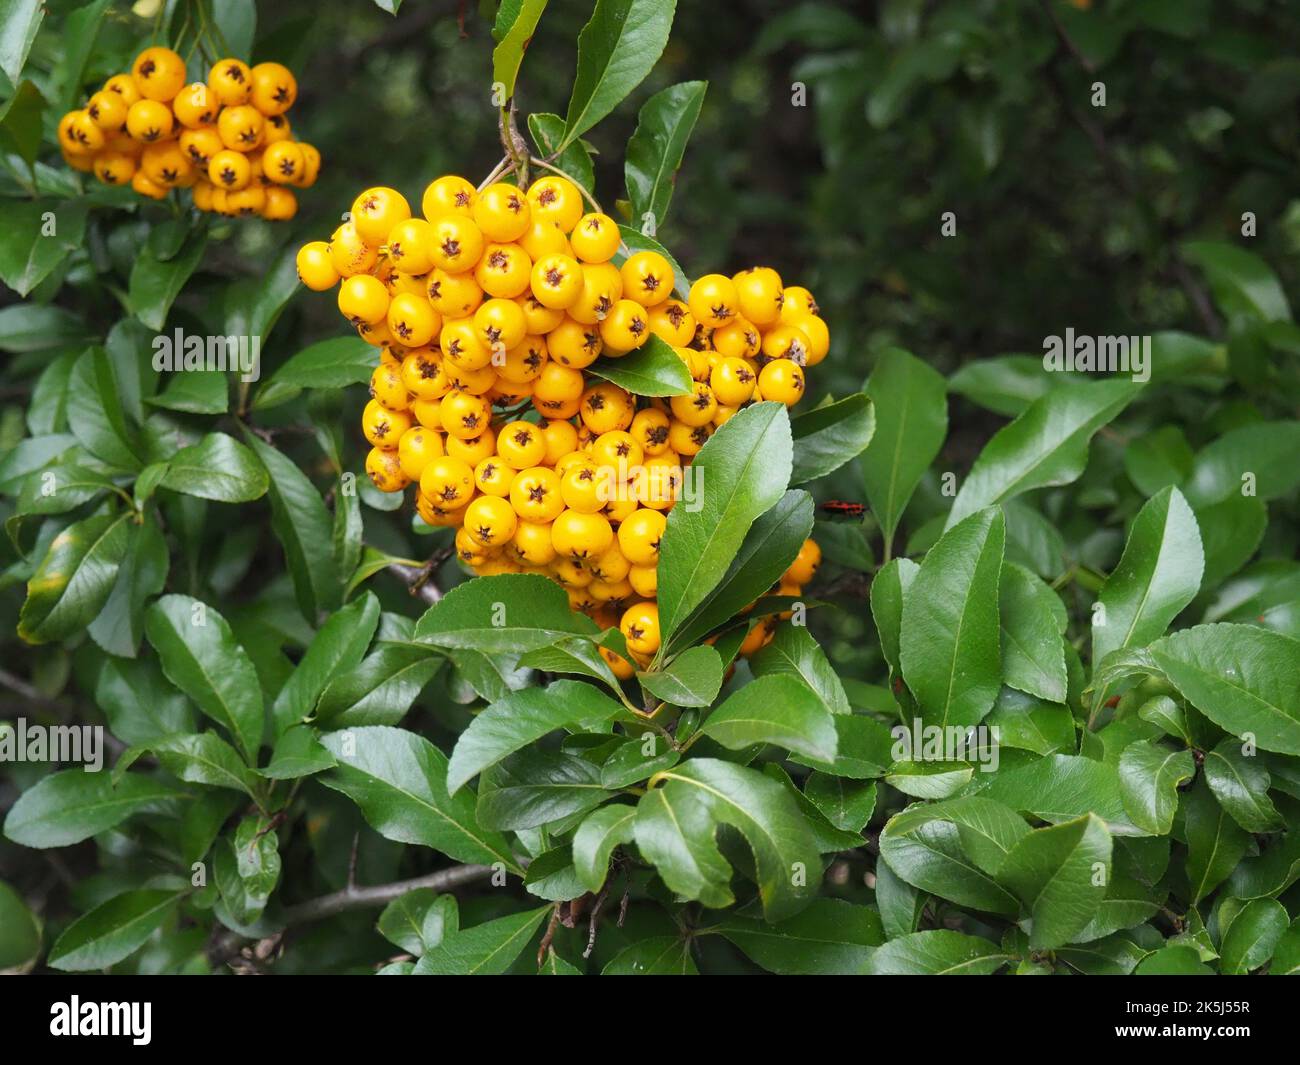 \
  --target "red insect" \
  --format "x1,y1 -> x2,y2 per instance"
819,500 -> 866,519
